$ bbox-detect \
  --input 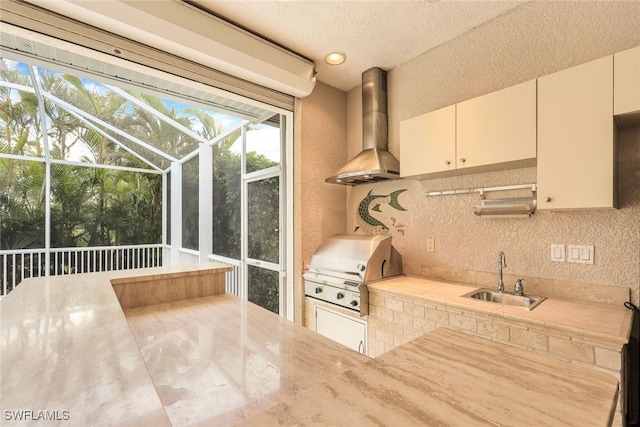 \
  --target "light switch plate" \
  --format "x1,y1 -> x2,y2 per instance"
567,244 -> 594,264
550,244 -> 565,262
